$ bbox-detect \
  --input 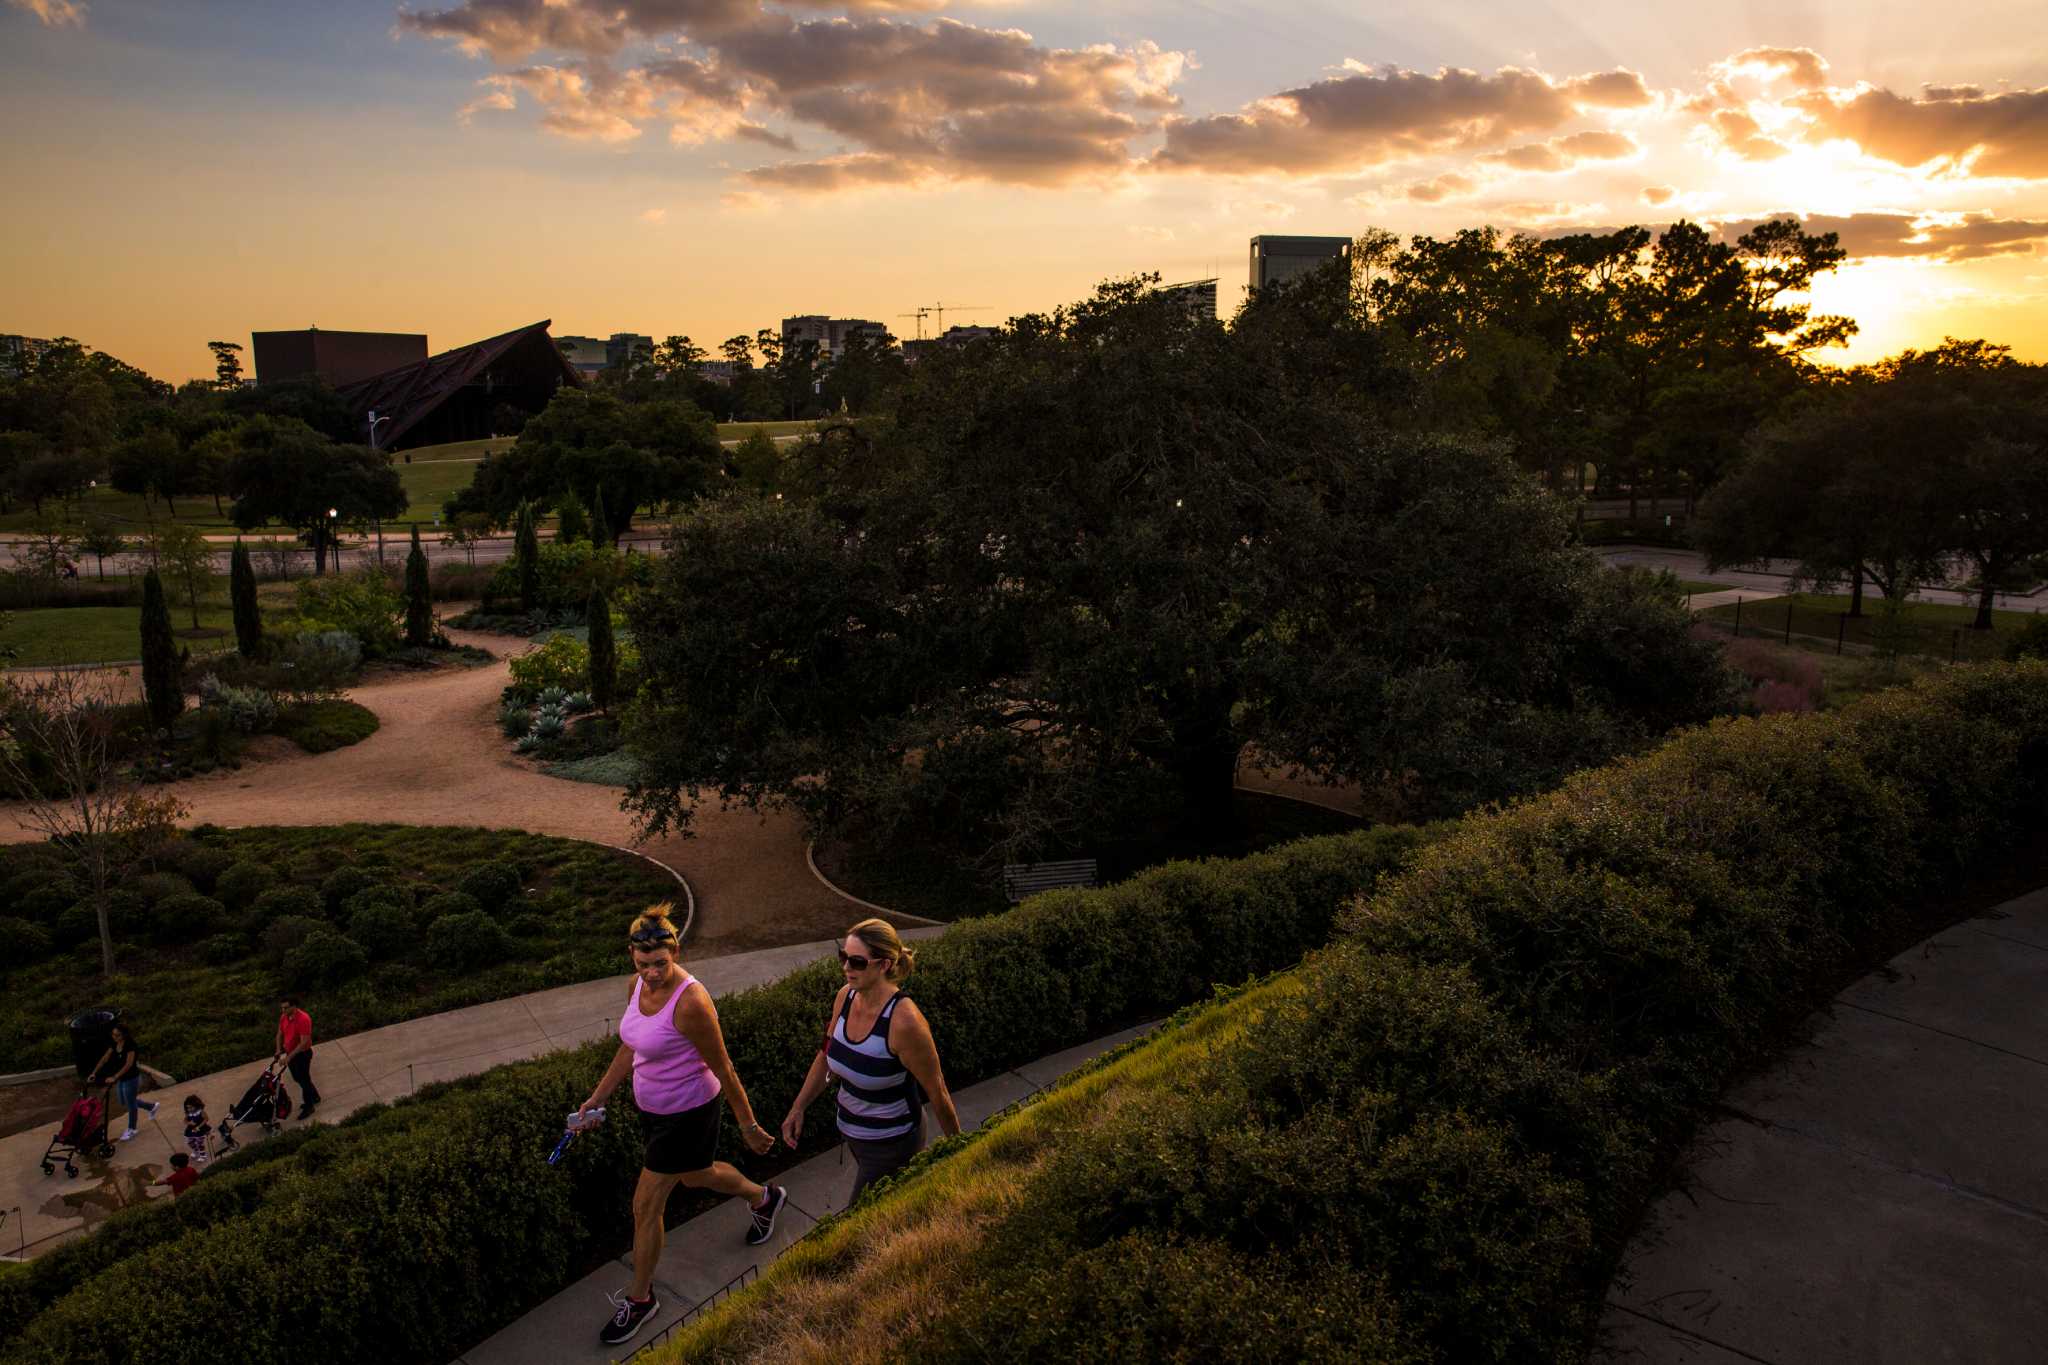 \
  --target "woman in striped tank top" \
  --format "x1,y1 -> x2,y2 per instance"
780,918 -> 961,1204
